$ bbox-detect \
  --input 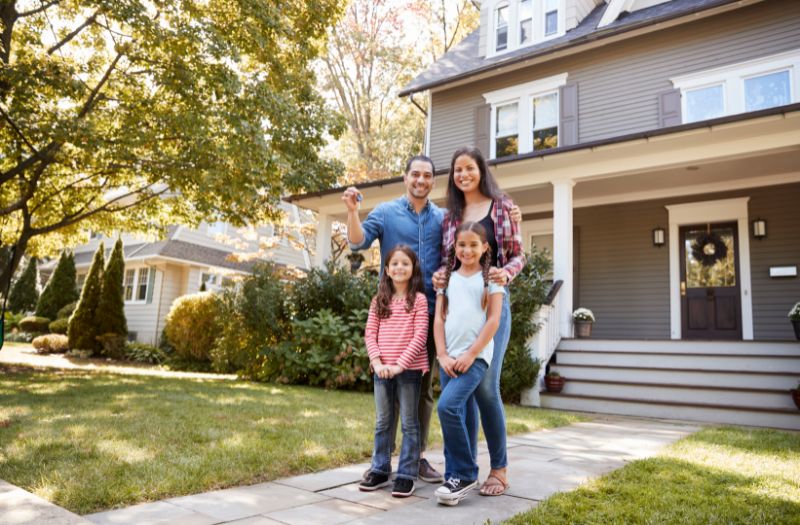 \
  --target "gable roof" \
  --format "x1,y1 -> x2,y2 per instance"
399,0 -> 742,96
